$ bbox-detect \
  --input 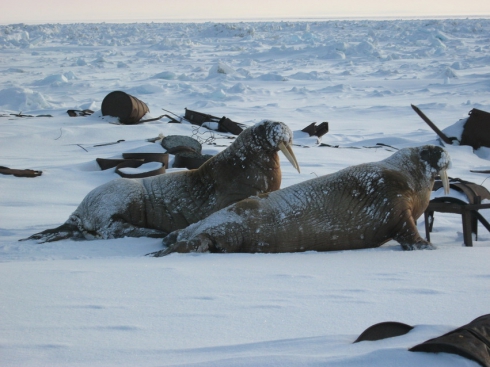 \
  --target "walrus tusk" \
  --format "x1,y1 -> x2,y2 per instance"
440,168 -> 450,195
279,142 -> 300,173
